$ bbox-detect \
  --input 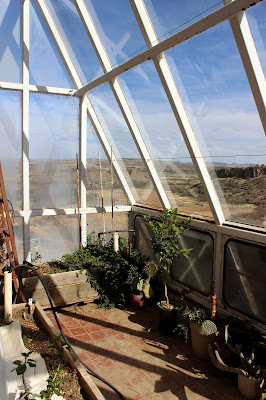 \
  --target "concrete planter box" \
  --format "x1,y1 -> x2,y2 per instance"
22,269 -> 98,308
